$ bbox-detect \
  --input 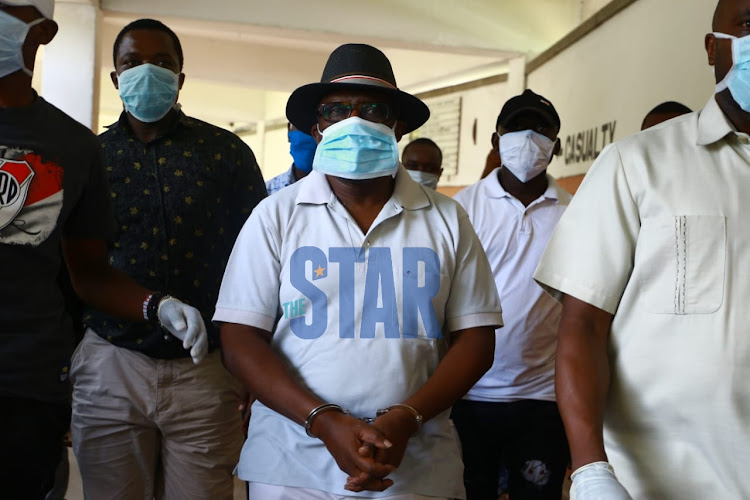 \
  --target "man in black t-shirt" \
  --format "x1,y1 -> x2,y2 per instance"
0,2 -> 208,498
